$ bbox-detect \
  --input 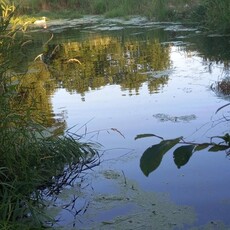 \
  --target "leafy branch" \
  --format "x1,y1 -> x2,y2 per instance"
136,103 -> 230,177
135,133 -> 230,177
